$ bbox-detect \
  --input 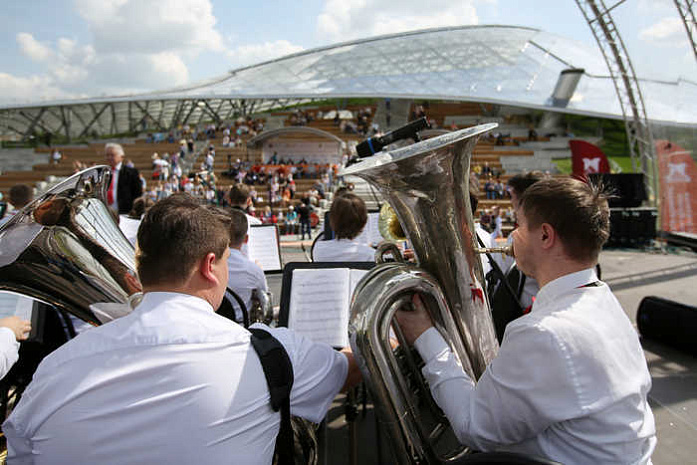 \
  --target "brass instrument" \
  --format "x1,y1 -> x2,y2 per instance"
0,166 -> 139,324
344,123 -> 501,464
